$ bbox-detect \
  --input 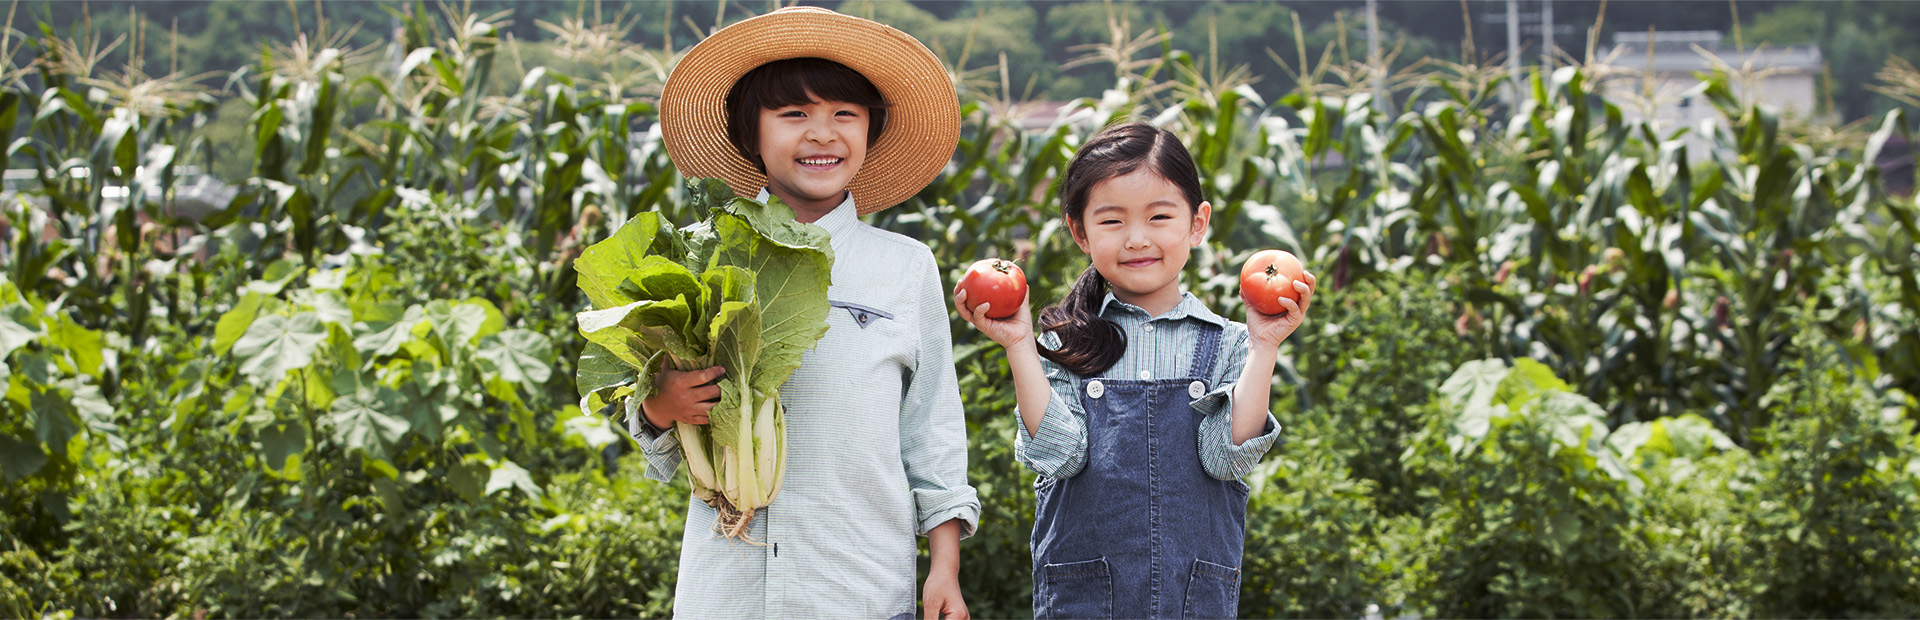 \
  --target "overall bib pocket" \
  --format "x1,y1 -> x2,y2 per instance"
1037,557 -> 1113,619
1181,558 -> 1241,619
